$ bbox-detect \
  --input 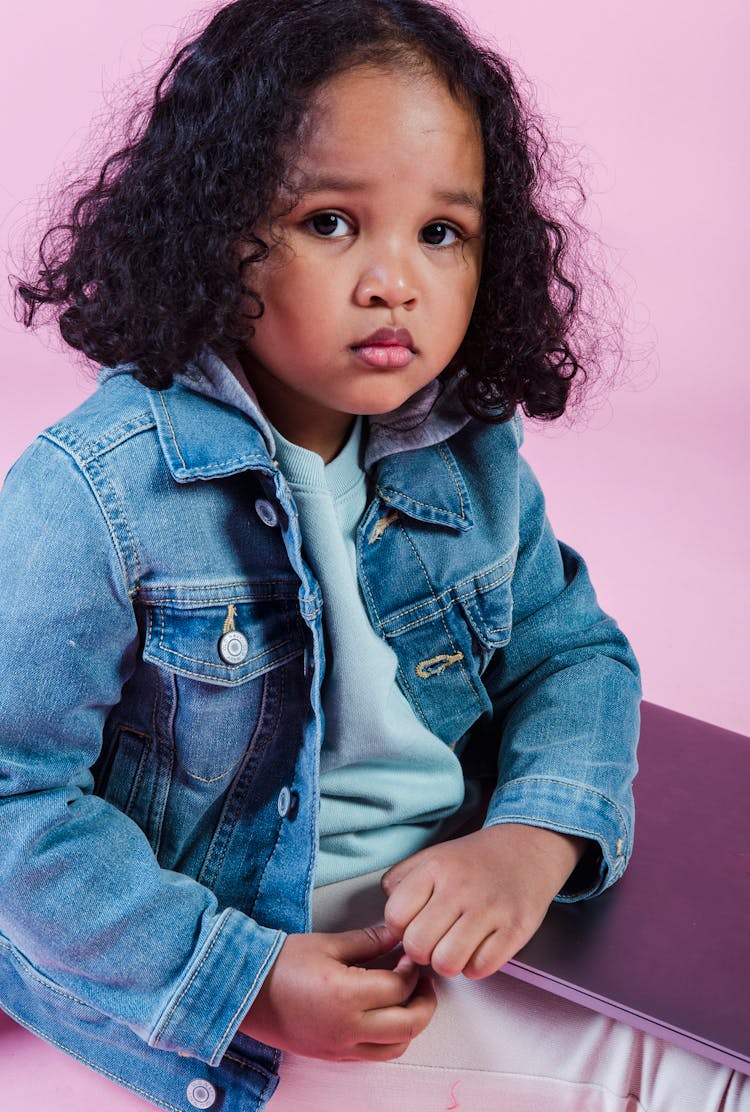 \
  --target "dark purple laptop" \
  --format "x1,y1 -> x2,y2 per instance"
504,701 -> 750,1075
